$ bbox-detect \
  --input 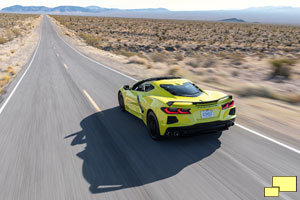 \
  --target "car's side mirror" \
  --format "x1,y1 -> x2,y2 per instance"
123,85 -> 130,90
